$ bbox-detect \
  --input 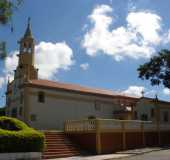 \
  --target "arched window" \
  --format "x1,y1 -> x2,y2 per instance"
12,108 -> 17,118
151,108 -> 154,118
